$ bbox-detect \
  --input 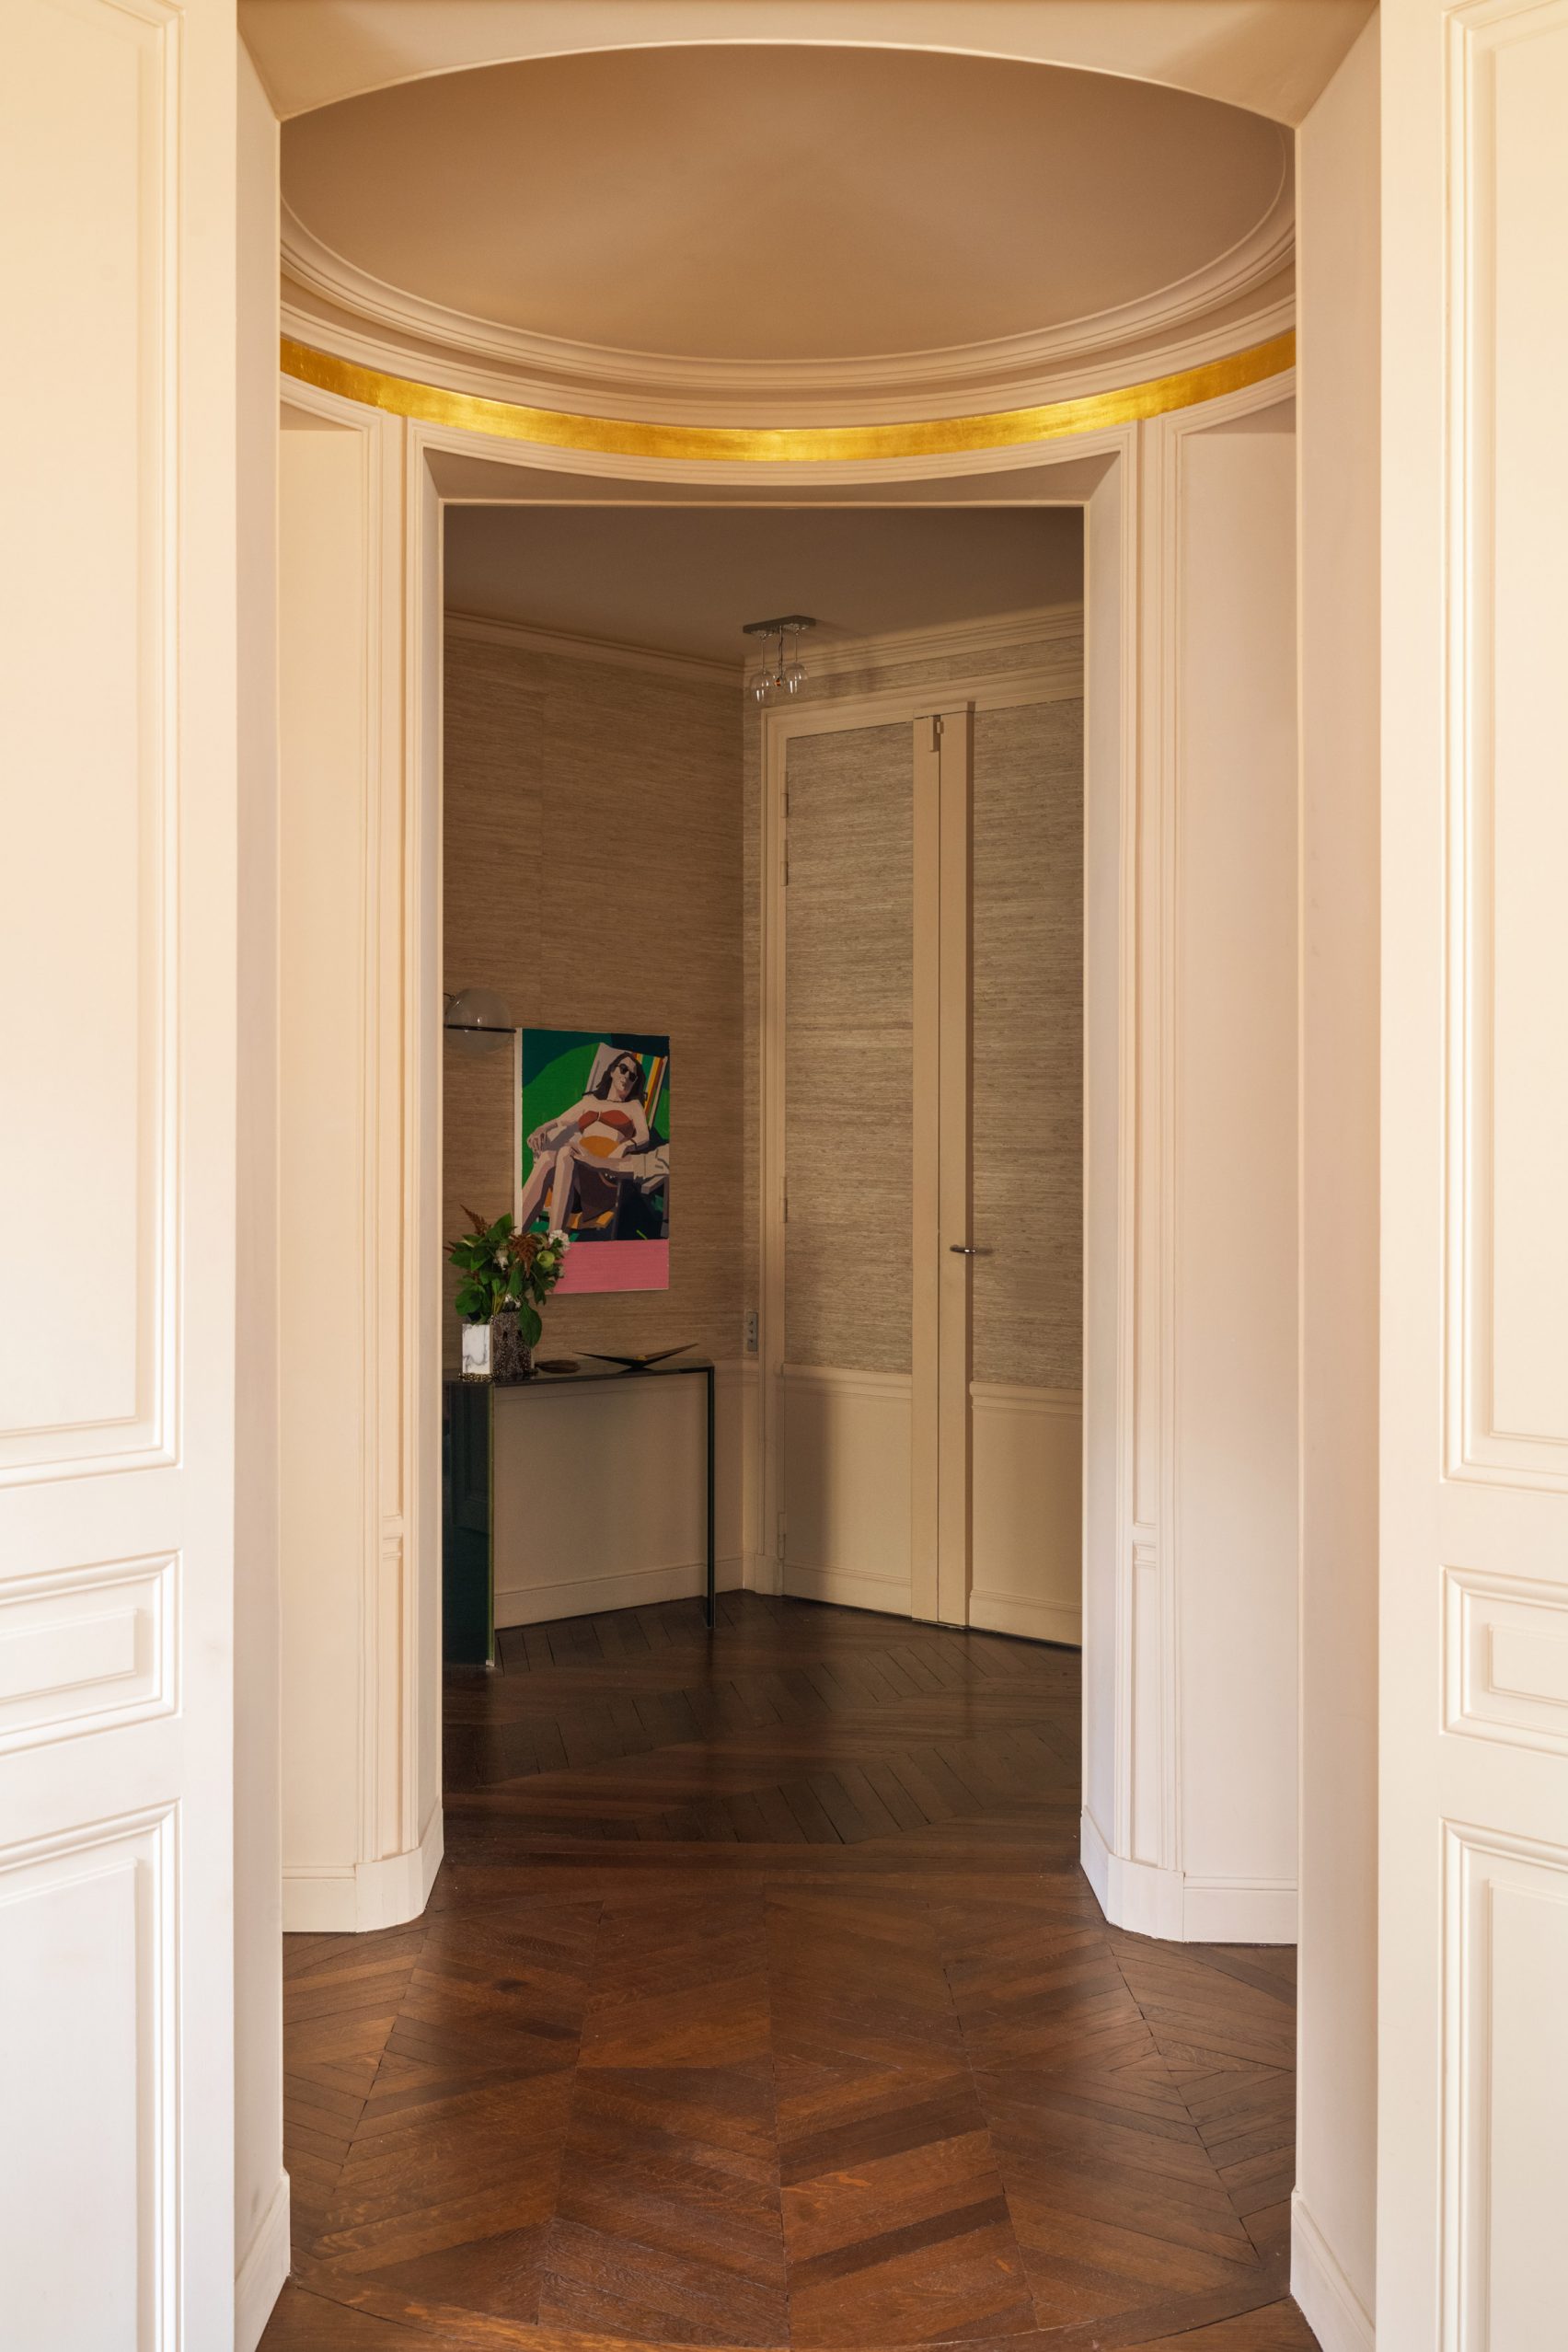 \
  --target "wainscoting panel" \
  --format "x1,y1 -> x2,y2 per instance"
0,1554 -> 176,1756
492,1363 -> 749,1626
781,1367 -> 1080,1637
969,1385 -> 1082,1643
1447,0 -> 1568,1494
1445,1822 -> 1568,2346
0,0 -> 177,1481
1444,1563 -> 1568,1760
781,1366 -> 913,1617
0,1809 -> 175,2349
